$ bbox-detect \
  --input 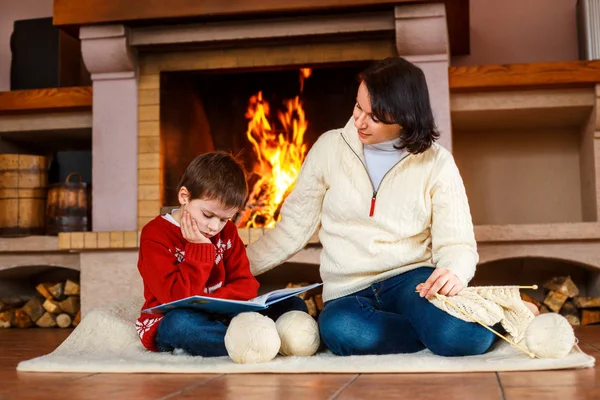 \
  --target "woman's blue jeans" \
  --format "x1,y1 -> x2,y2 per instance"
155,296 -> 307,357
318,267 -> 498,357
